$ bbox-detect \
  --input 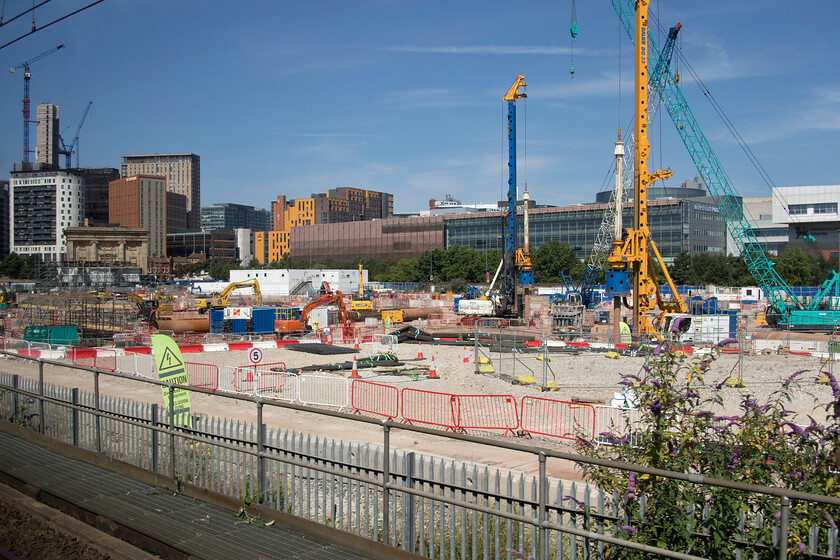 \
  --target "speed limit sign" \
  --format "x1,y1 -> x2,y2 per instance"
249,347 -> 263,364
